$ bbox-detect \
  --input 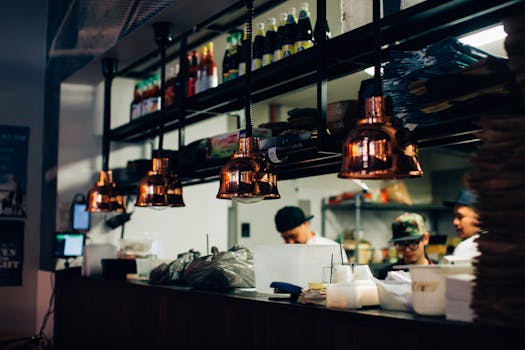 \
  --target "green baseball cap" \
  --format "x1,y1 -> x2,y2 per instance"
390,212 -> 427,242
